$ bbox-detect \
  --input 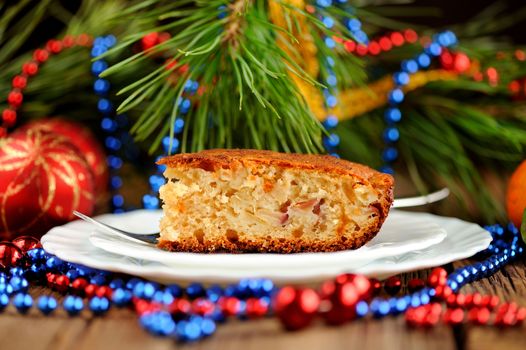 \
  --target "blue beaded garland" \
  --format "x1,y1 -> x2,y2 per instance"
13,293 -> 33,314
37,296 -> 58,315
